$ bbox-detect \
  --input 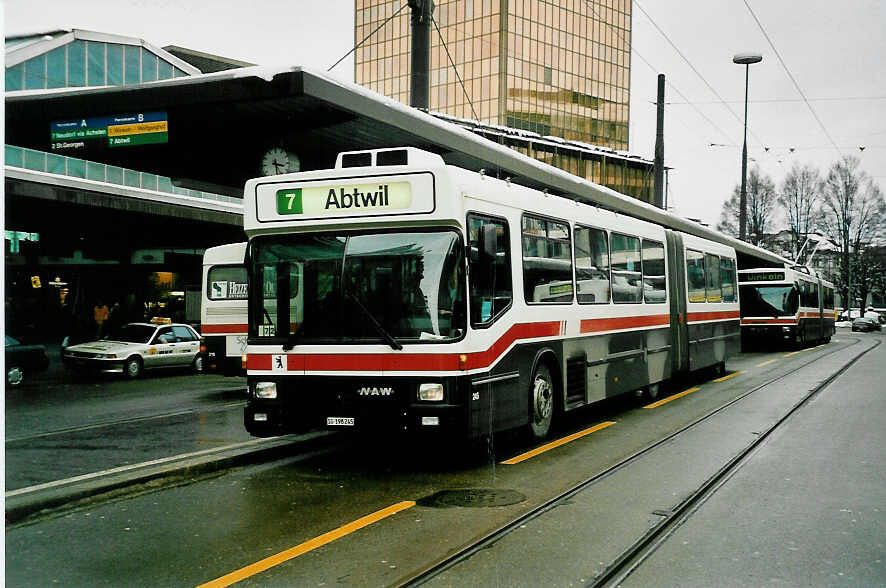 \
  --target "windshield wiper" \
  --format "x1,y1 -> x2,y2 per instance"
346,292 -> 403,350
282,324 -> 303,351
